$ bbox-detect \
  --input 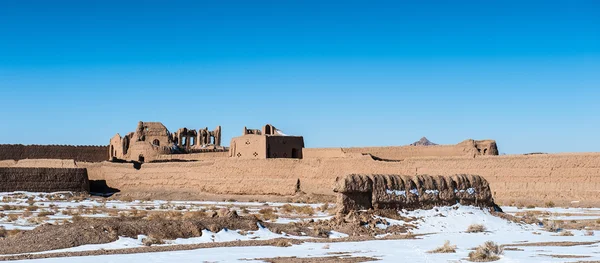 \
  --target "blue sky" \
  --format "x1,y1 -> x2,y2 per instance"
0,0 -> 598,154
